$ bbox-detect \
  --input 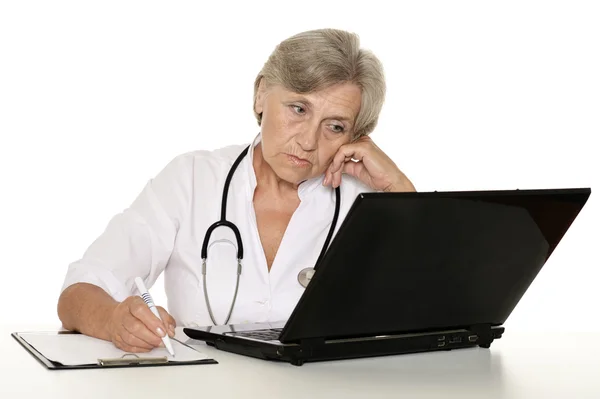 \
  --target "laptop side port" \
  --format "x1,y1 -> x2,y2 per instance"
468,335 -> 478,343
449,336 -> 462,344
